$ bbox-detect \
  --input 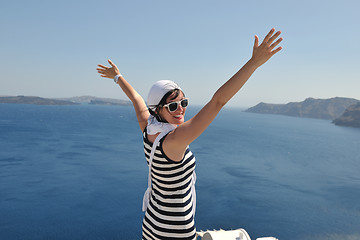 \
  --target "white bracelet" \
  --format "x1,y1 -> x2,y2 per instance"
114,74 -> 122,84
